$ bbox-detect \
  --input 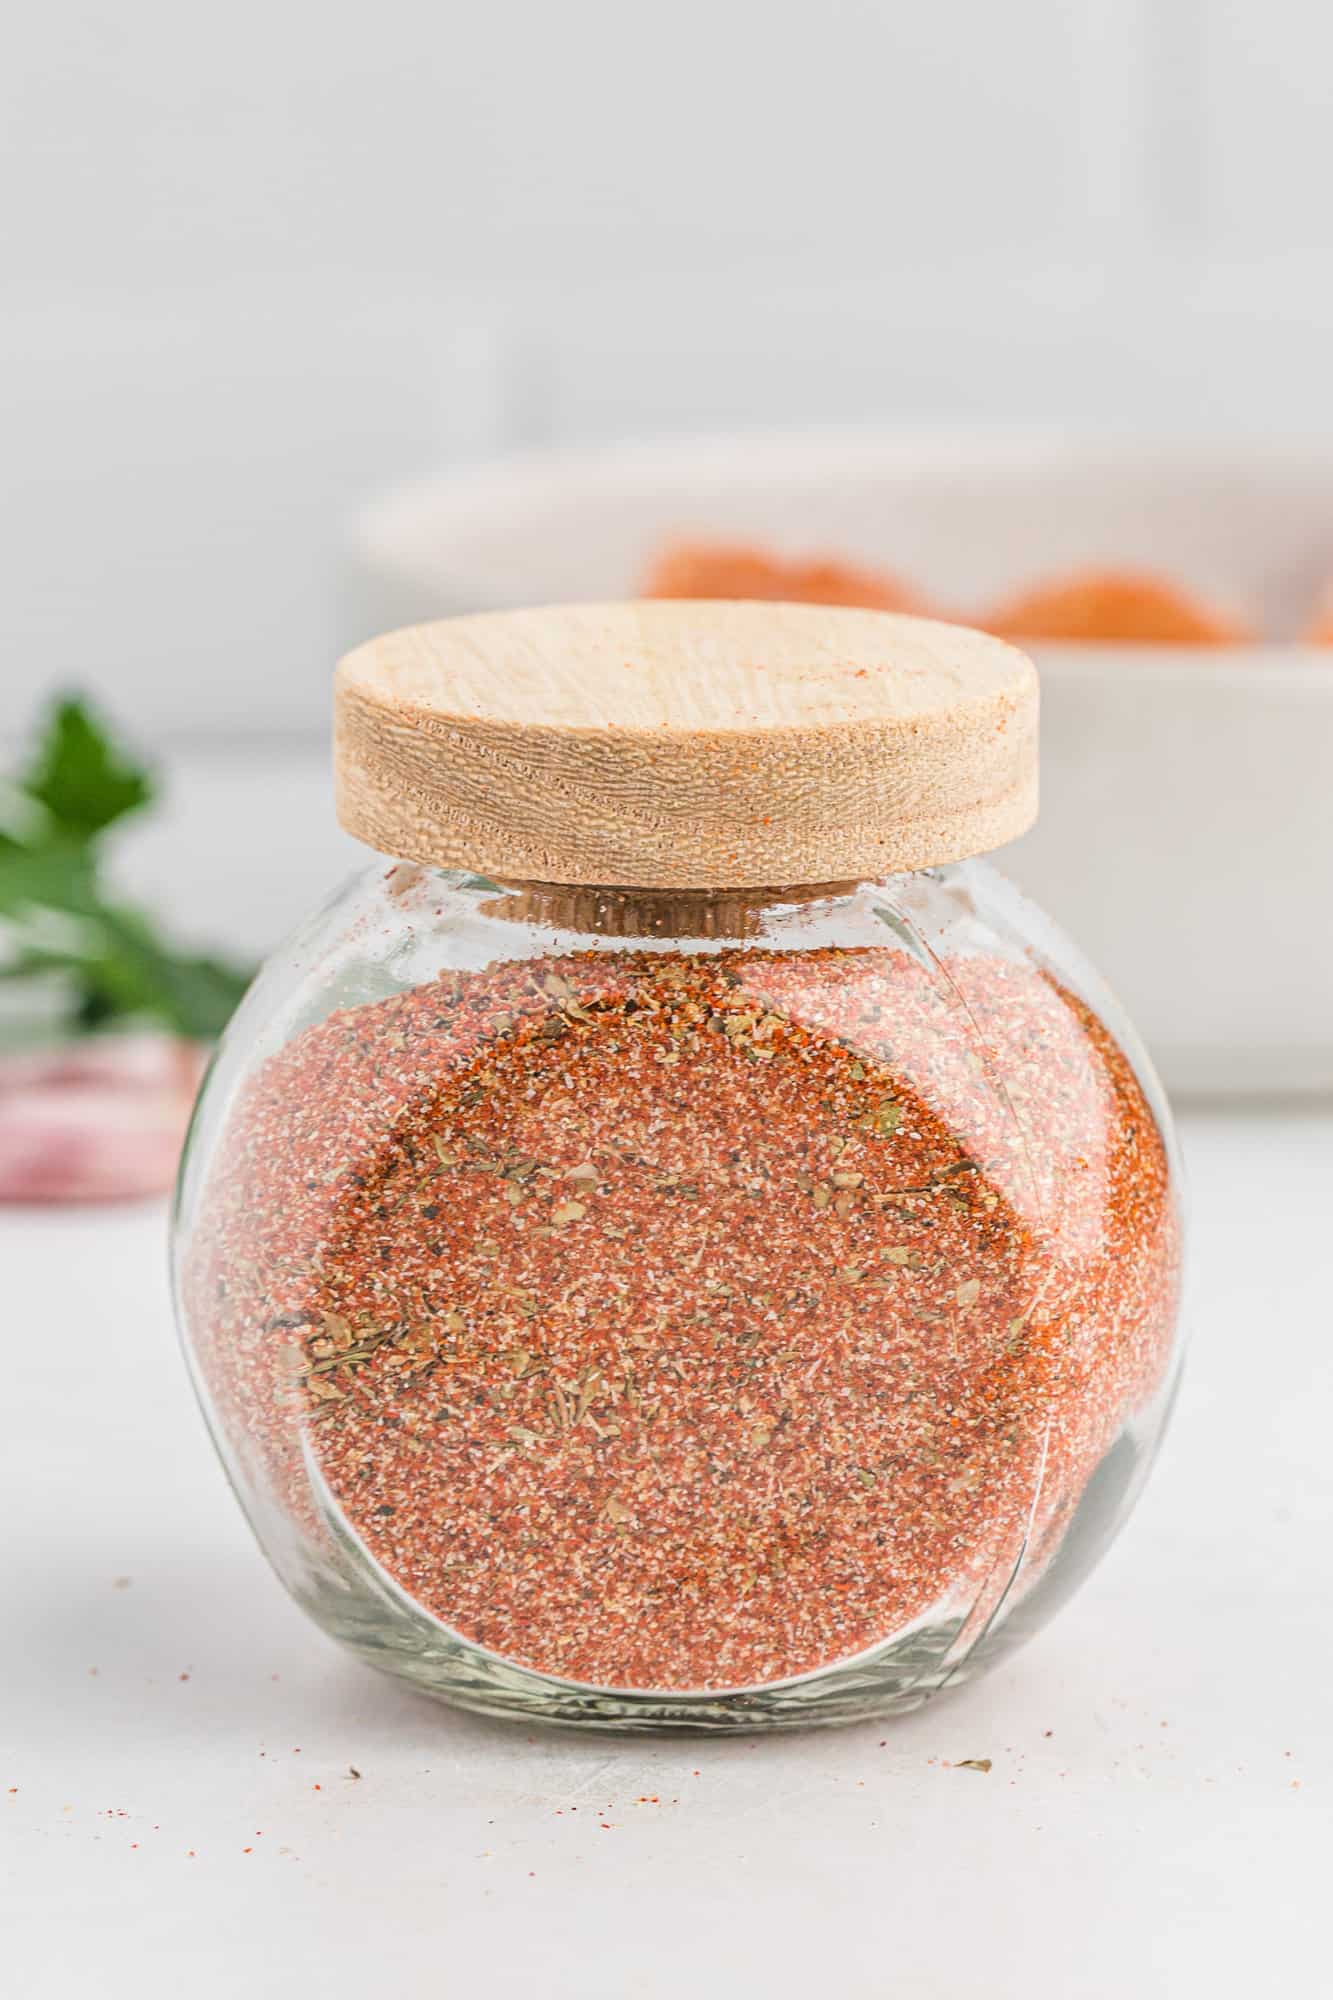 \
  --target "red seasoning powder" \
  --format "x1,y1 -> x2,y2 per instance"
186,942 -> 1178,1693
